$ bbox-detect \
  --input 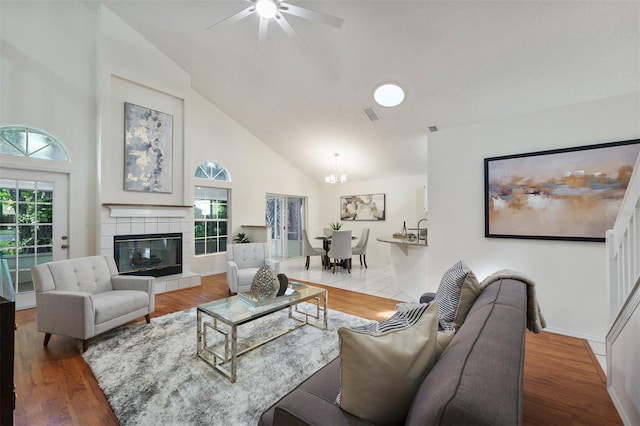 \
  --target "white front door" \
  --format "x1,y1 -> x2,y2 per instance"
0,169 -> 69,309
